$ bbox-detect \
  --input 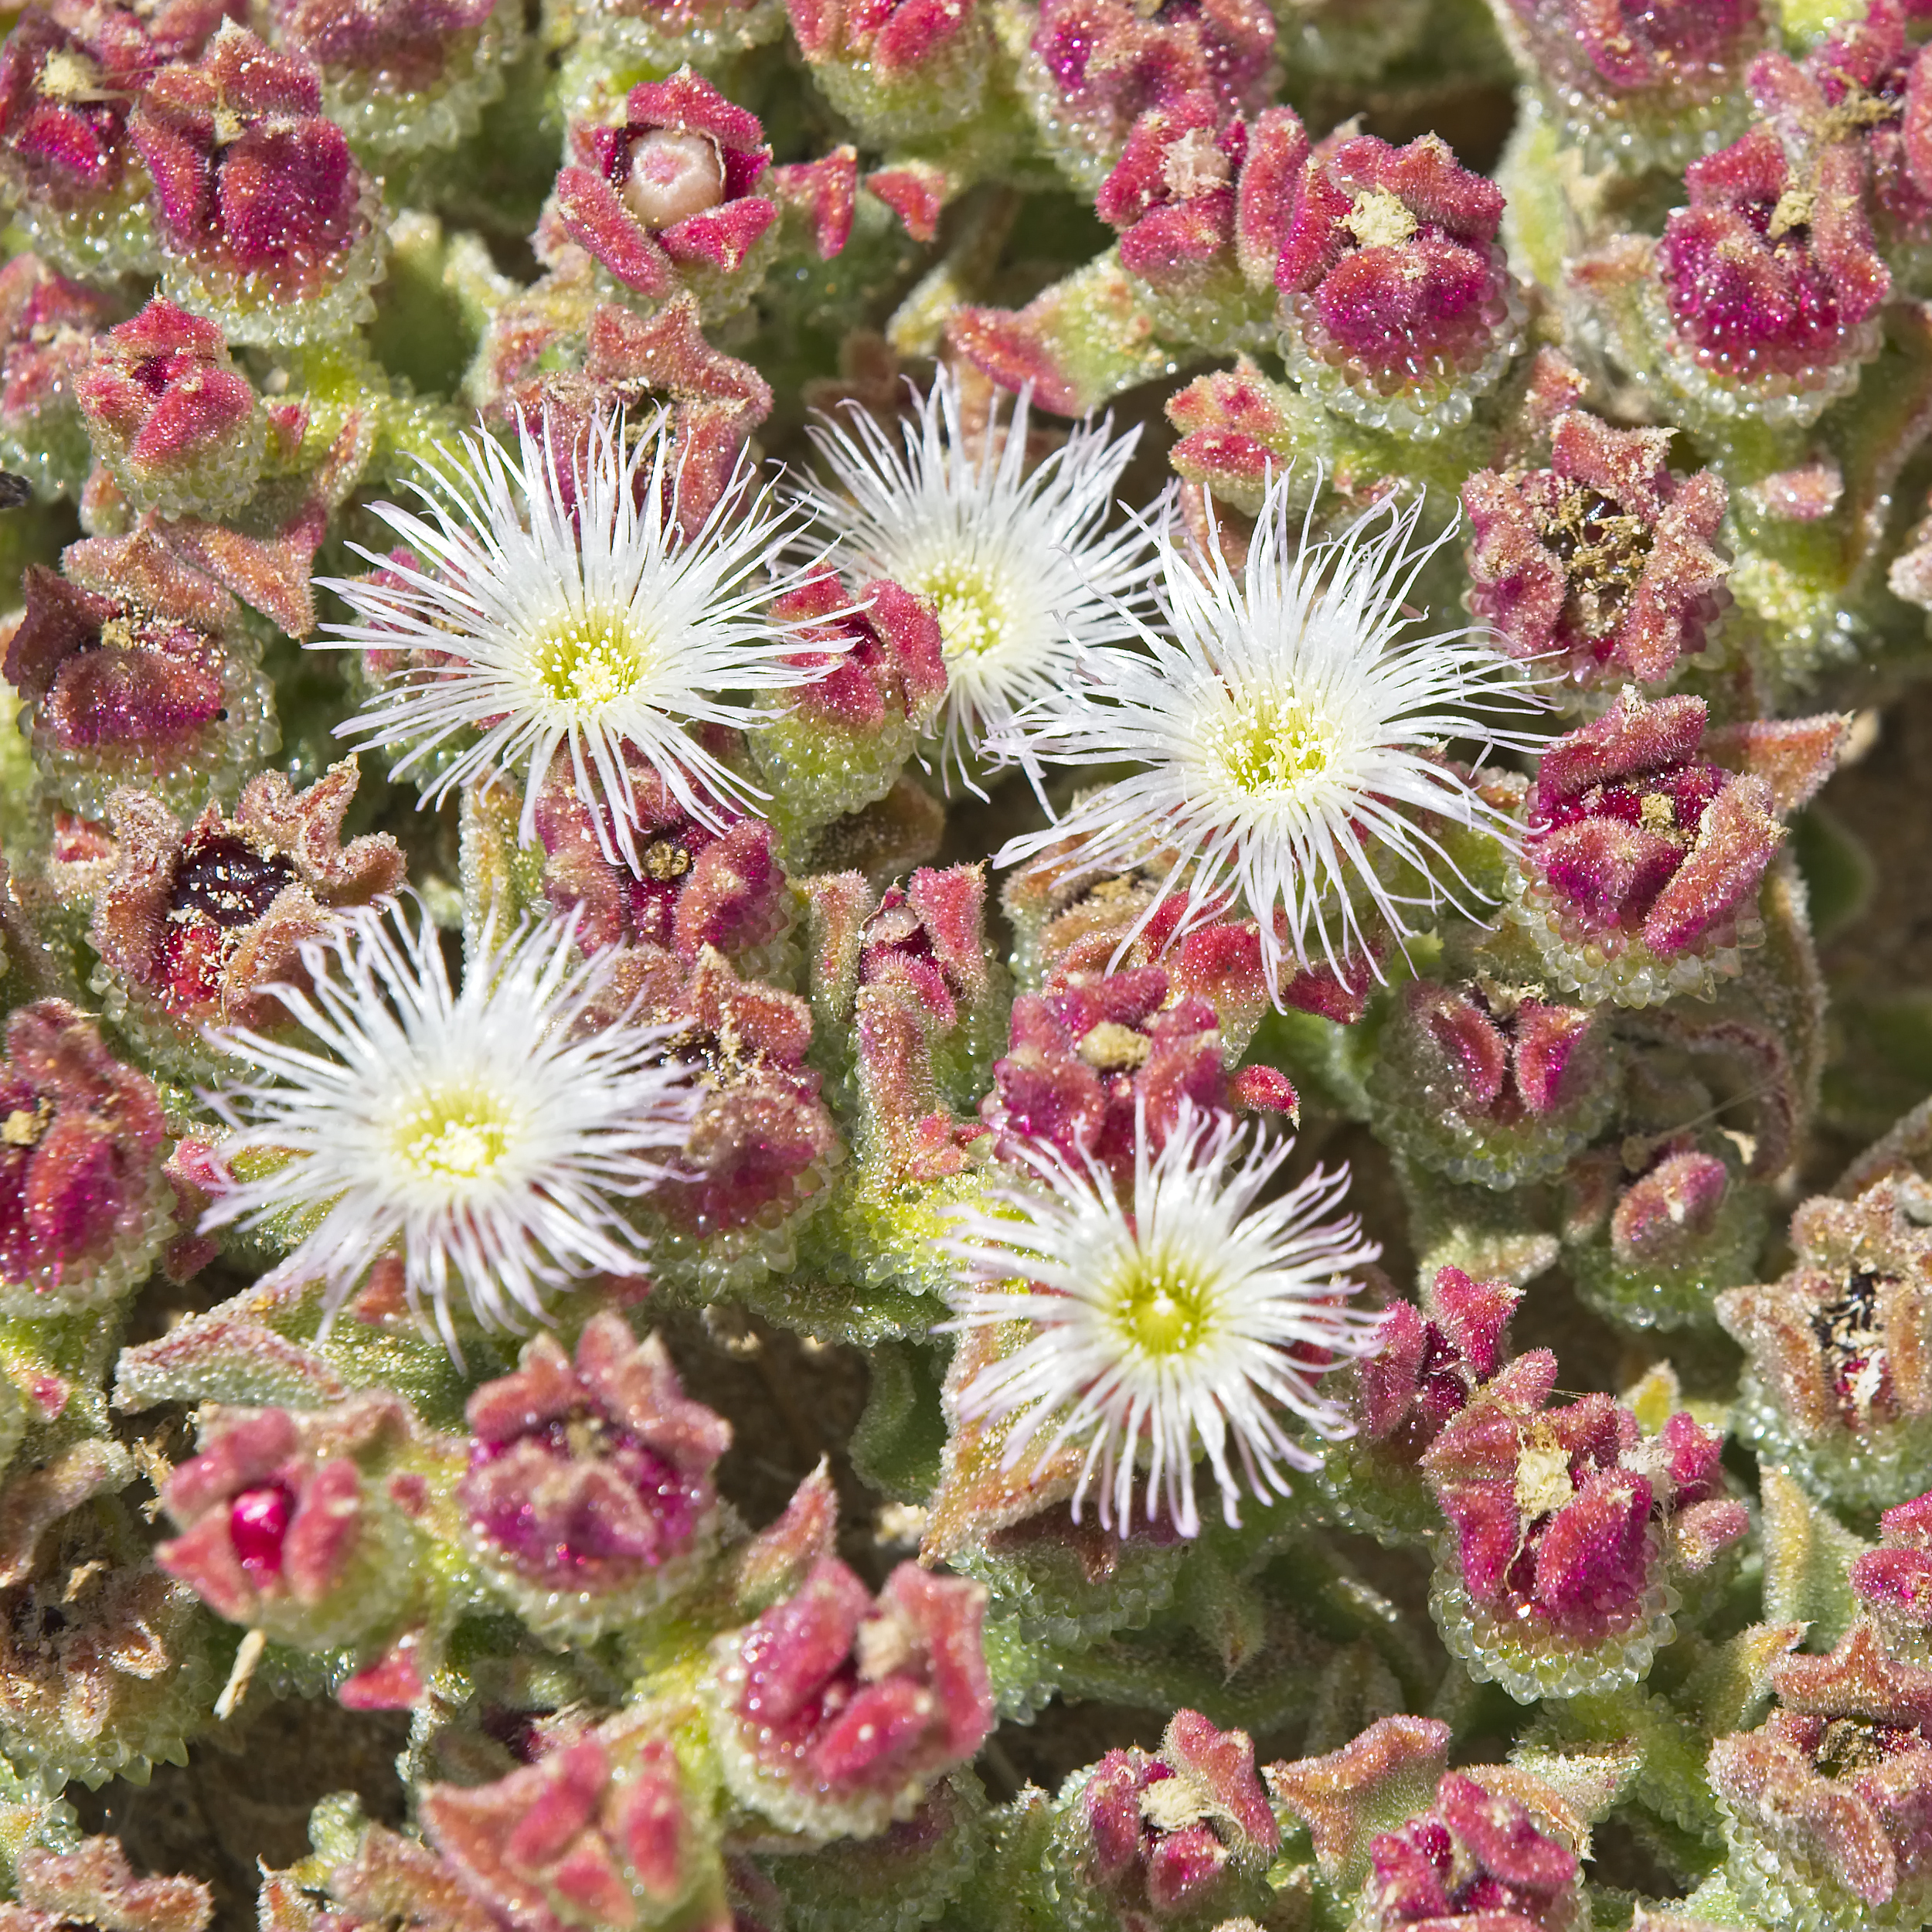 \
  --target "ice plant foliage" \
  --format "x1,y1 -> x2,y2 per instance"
794,368 -> 1153,784
321,408 -> 835,871
944,1100 -> 1383,1536
7,0 -> 1932,1906
994,474 -> 1543,987
200,901 -> 697,1345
